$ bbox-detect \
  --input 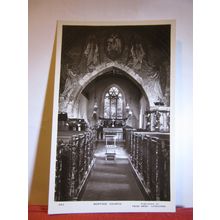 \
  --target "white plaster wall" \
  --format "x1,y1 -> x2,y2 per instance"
29,0 -> 192,206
